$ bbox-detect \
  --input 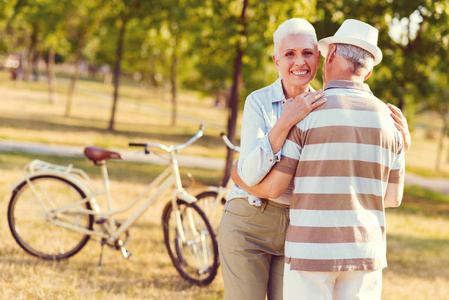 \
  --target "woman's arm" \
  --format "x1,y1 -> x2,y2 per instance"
238,90 -> 325,187
388,104 -> 411,152
267,91 -> 326,154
